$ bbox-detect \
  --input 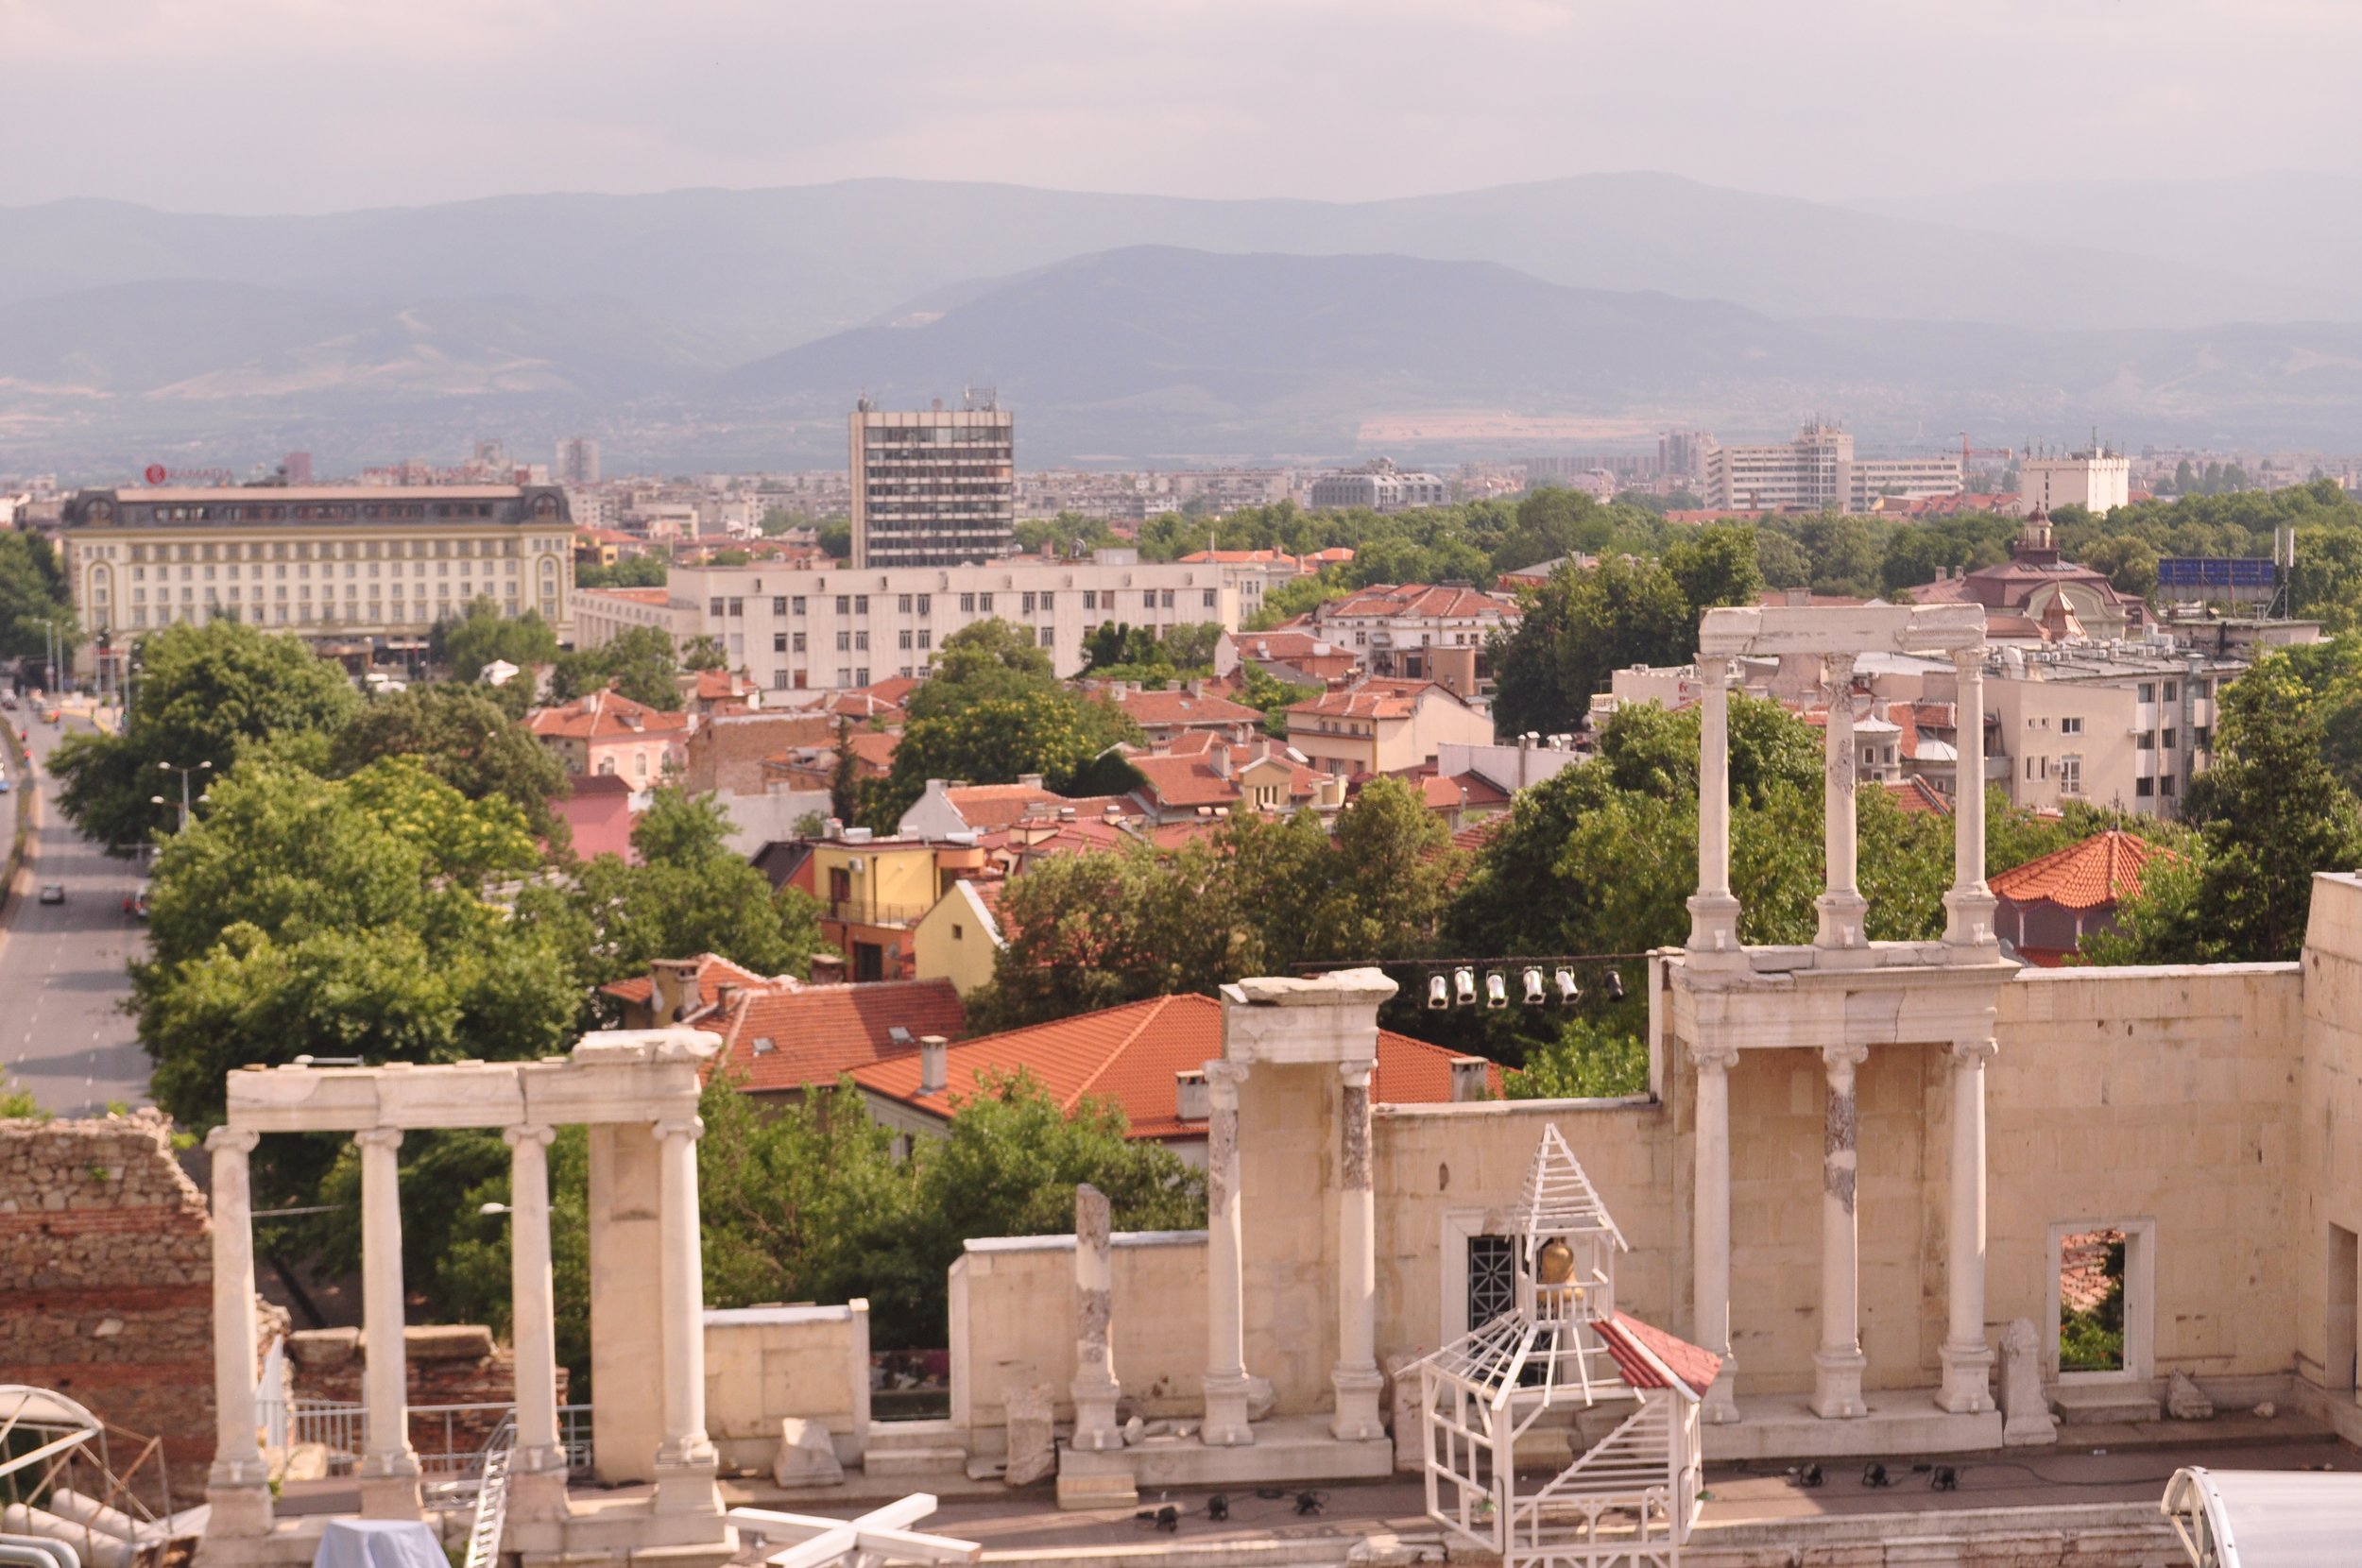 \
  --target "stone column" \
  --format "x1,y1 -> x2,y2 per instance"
1943,649 -> 1999,950
355,1128 -> 421,1517
204,1127 -> 272,1537
1201,1061 -> 1256,1446
1069,1183 -> 1123,1452
505,1124 -> 569,1520
1939,1040 -> 1998,1412
1812,1045 -> 1870,1419
1815,653 -> 1869,955
652,1116 -> 719,1508
1690,1045 -> 1741,1423
1331,1061 -> 1383,1440
1686,656 -> 1744,964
